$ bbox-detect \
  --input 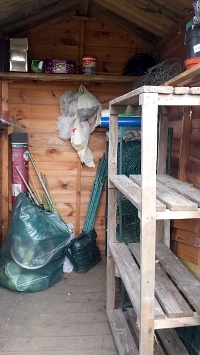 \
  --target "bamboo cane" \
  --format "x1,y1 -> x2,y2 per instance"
28,150 -> 55,211
29,174 -> 43,204
15,166 -> 39,205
